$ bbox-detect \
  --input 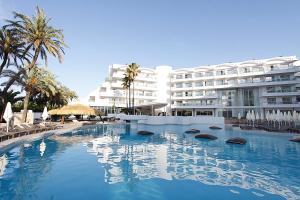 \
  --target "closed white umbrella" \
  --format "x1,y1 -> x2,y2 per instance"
255,112 -> 260,124
42,107 -> 48,122
237,113 -> 241,125
237,113 -> 241,120
251,110 -> 255,126
3,102 -> 13,132
276,110 -> 281,128
260,112 -> 264,122
292,111 -> 298,127
246,111 -> 250,125
287,111 -> 292,126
